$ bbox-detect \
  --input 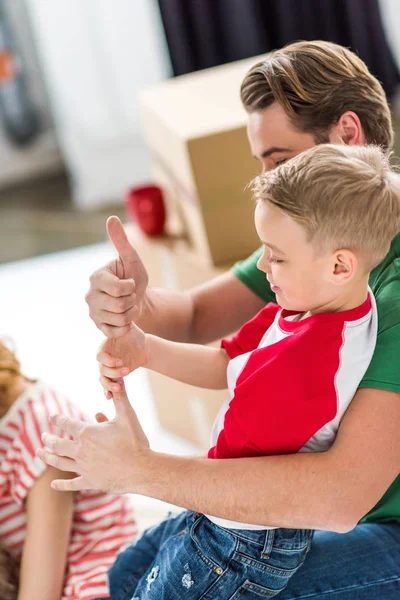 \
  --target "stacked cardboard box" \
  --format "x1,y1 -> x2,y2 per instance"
140,54 -> 266,266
